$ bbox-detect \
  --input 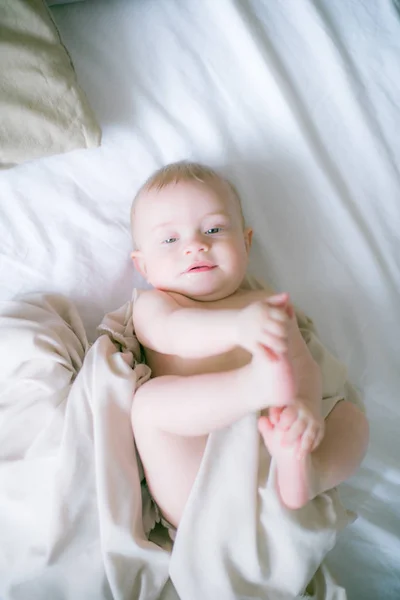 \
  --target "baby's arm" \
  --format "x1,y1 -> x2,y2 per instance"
133,289 -> 239,358
133,289 -> 291,360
